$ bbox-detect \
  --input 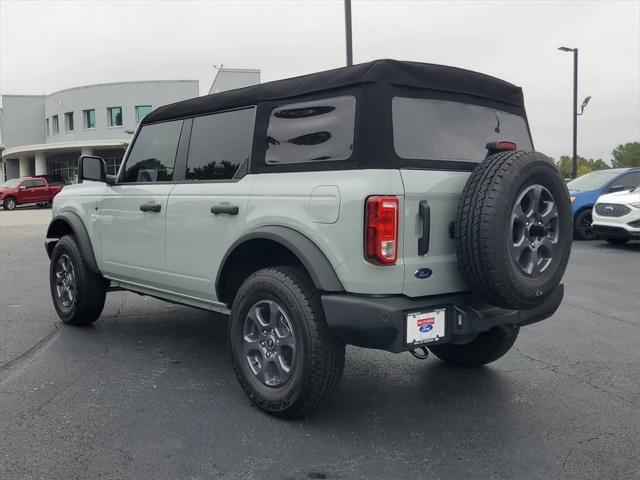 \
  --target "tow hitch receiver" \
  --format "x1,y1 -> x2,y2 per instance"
409,347 -> 429,360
